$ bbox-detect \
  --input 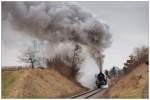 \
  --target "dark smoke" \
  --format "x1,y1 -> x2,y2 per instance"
2,2 -> 111,51
2,2 -> 112,89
